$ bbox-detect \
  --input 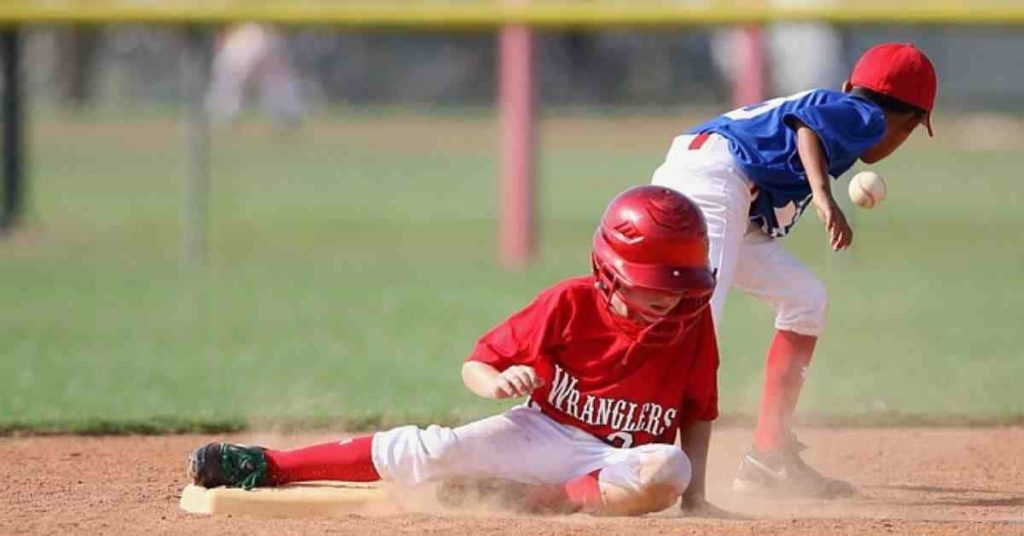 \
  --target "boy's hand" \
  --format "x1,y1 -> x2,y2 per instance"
493,365 -> 545,399
813,194 -> 853,251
